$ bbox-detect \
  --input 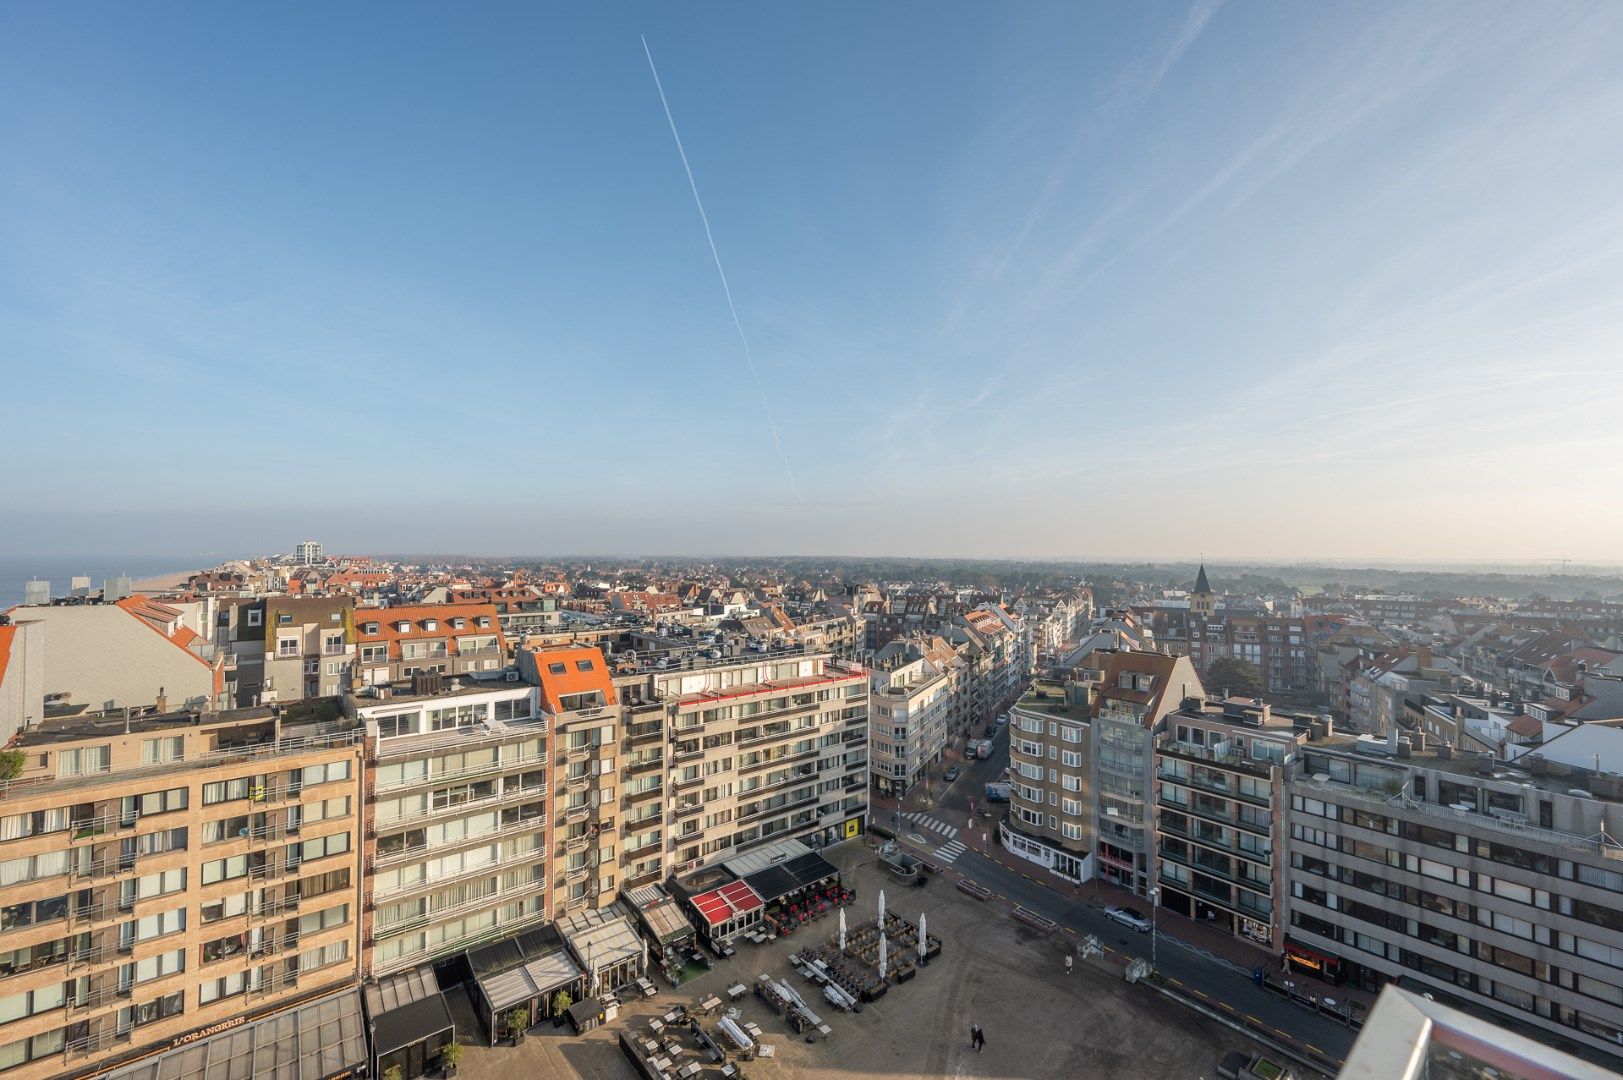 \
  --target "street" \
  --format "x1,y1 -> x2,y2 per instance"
884,715 -> 1359,1069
